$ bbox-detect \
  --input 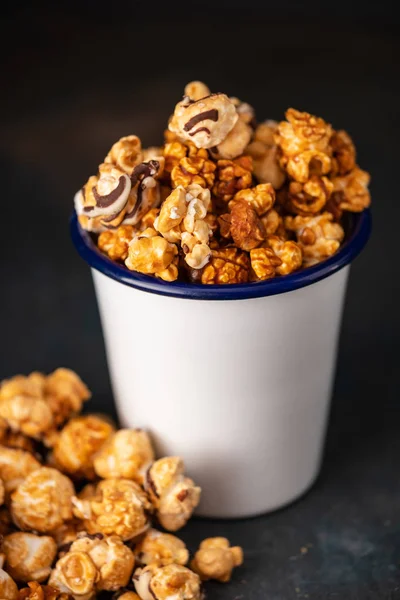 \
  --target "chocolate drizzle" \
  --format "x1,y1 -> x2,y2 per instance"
183,109 -> 219,132
189,126 -> 211,137
93,175 -> 127,208
130,160 -> 159,187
